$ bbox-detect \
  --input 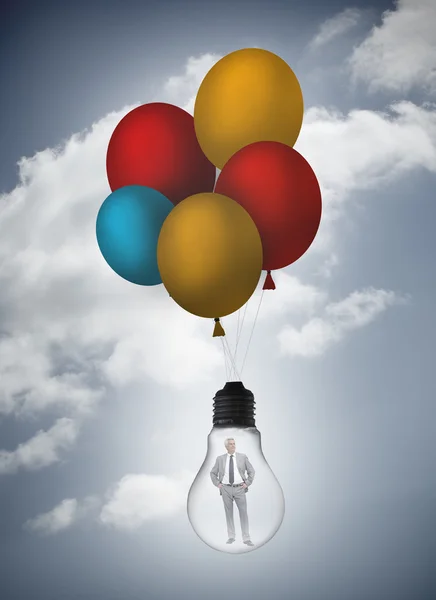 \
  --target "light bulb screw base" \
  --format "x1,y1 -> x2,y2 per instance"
212,381 -> 256,427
